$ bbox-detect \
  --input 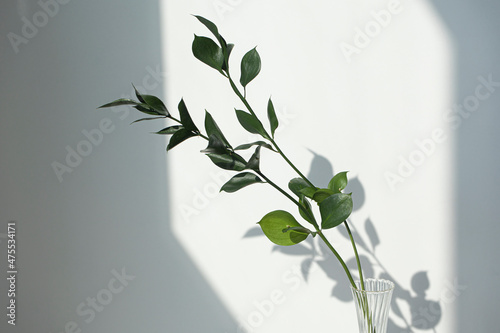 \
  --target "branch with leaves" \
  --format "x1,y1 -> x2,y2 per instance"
99,15 -> 366,291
